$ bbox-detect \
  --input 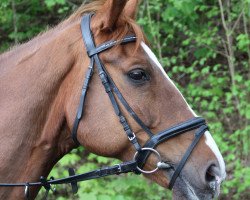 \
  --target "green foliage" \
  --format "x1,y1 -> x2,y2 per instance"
1,0 -> 249,199
237,34 -> 250,52
0,0 -> 76,52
